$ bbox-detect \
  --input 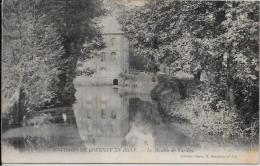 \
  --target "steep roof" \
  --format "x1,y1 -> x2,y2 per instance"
100,14 -> 124,34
